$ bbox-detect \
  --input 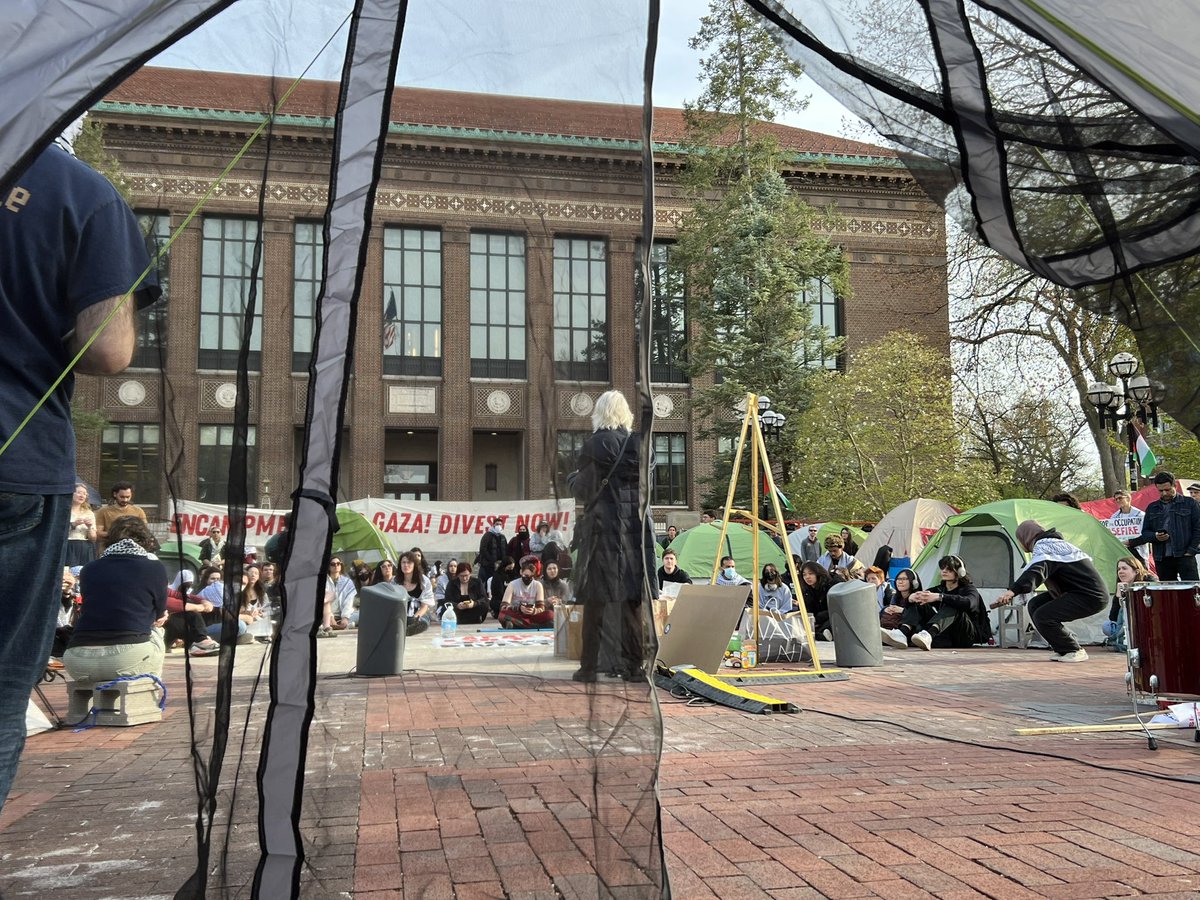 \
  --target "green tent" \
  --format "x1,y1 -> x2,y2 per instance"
157,539 -> 204,586
913,498 -> 1130,645
331,508 -> 400,565
816,521 -> 869,550
668,522 -> 787,582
